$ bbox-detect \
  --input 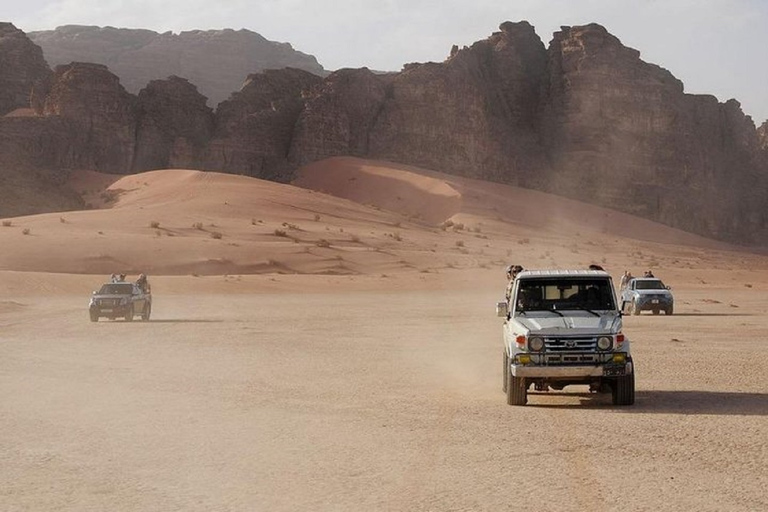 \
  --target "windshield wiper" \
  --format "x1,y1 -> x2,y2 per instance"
575,305 -> 600,317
